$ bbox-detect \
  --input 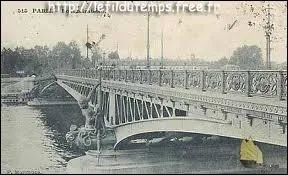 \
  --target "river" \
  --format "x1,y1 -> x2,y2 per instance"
1,105 -> 84,174
1,104 -> 287,174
